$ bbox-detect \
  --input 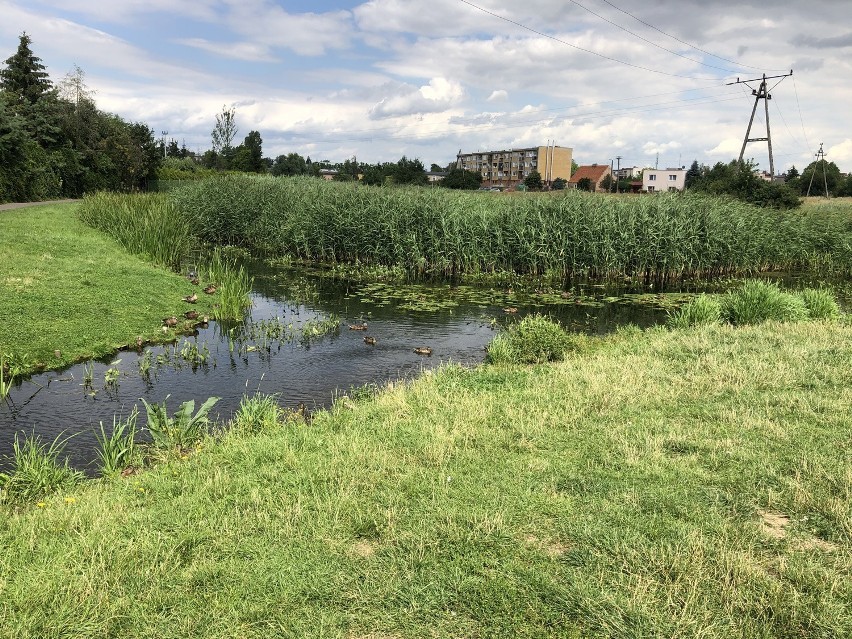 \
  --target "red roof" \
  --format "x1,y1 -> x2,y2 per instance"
568,165 -> 611,184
